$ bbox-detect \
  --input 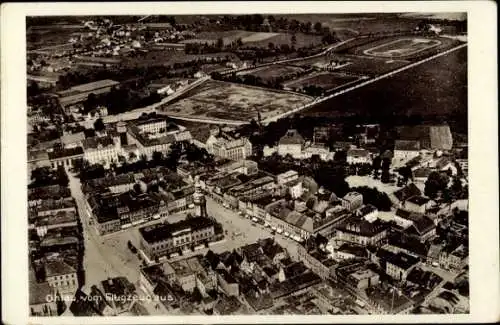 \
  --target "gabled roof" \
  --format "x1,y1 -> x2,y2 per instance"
279,129 -> 305,146
347,148 -> 370,158
44,259 -> 76,277
393,183 -> 422,202
387,252 -> 419,270
82,136 -> 115,150
410,216 -> 436,235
